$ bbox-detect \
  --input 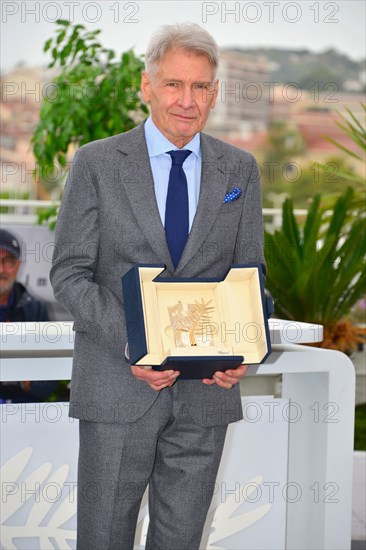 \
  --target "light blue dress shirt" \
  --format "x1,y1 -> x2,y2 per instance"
144,116 -> 202,232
